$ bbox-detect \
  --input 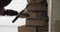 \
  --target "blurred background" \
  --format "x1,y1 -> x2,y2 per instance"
0,0 -> 27,32
5,0 -> 27,12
